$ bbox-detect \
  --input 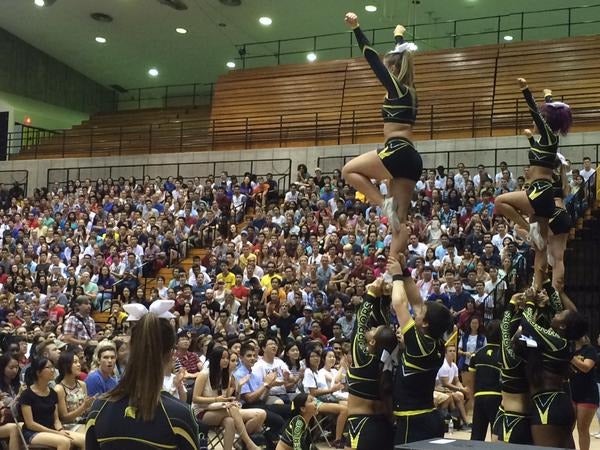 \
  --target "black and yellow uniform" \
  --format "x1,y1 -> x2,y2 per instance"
468,343 -> 502,441
494,300 -> 532,445
352,27 -> 422,182
348,293 -> 387,400
85,392 -> 199,450
521,301 -> 575,428
522,87 -> 559,169
347,293 -> 393,450
570,344 -> 600,407
492,407 -> 533,445
521,87 -> 558,217
549,176 -> 572,234
549,206 -> 571,235
279,415 -> 312,450
393,320 -> 445,445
